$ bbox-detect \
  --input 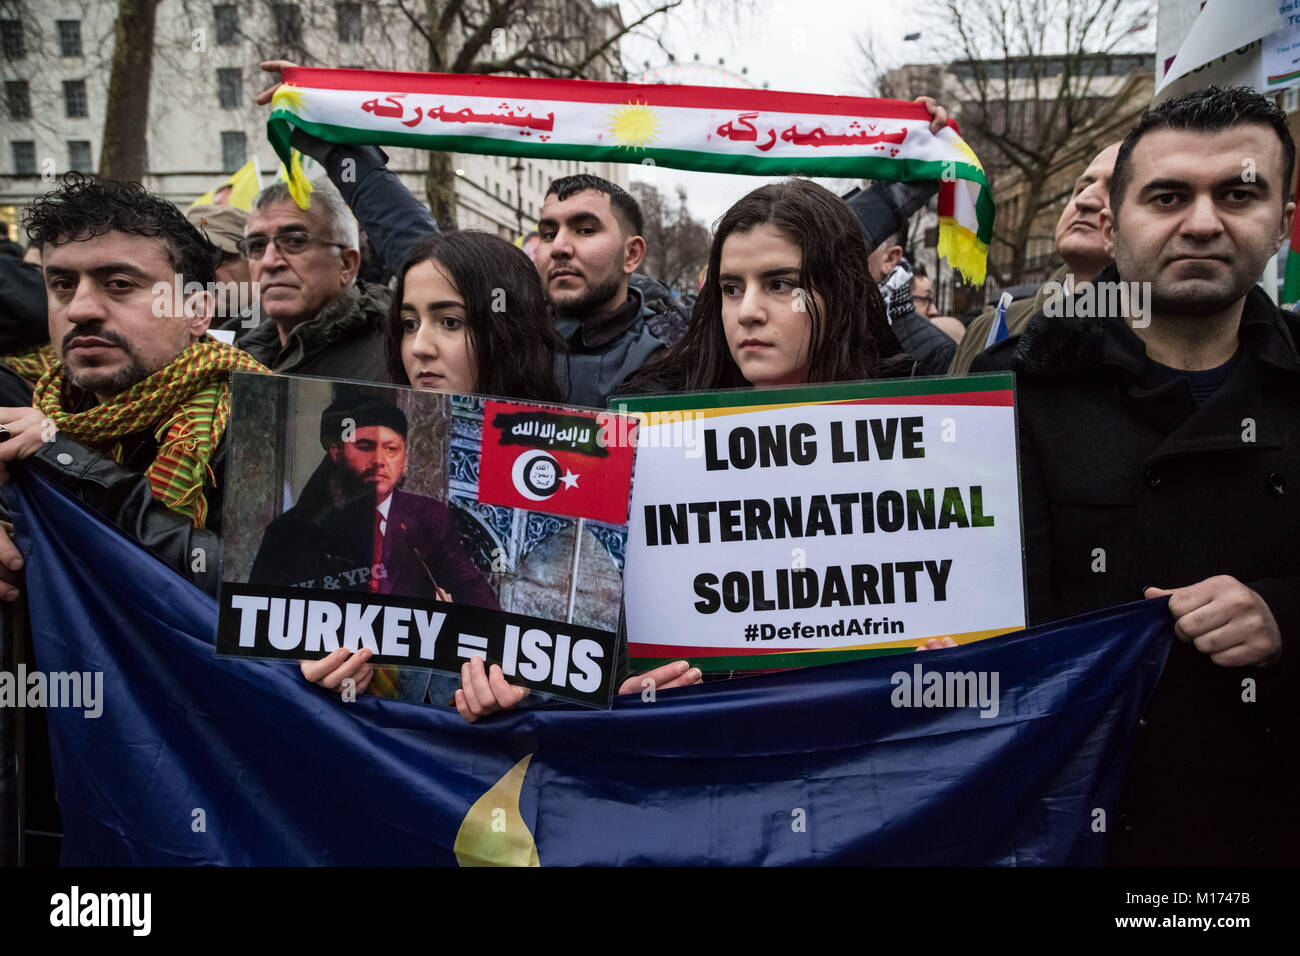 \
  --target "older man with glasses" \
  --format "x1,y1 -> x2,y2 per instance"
234,181 -> 391,382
